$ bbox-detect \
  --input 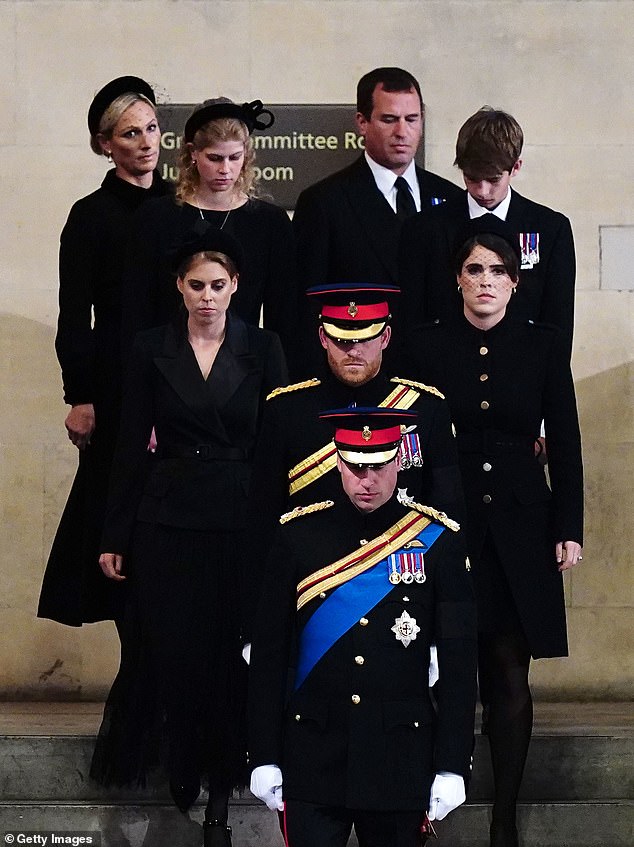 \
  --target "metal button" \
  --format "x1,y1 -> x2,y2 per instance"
359,617 -> 369,626
319,592 -> 326,599
414,721 -> 419,728
360,538 -> 368,546
295,714 -> 301,721
480,373 -> 488,382
351,694 -> 361,705
480,346 -> 488,355
483,494 -> 492,504
483,462 -> 492,472
354,655 -> 364,665
480,400 -> 490,410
